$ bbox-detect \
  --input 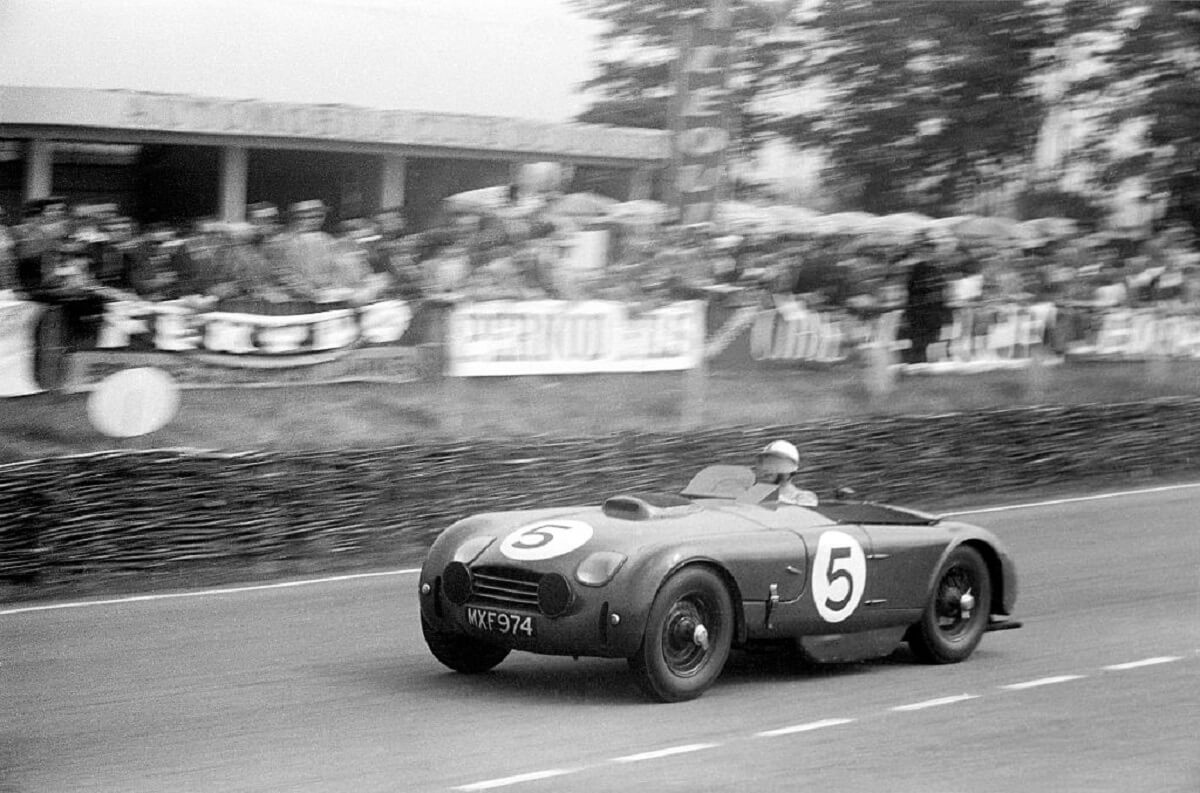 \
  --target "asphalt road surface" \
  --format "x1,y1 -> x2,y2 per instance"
4,485 -> 1199,793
